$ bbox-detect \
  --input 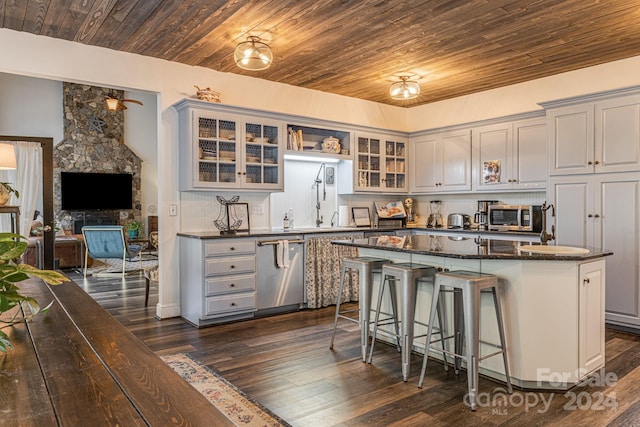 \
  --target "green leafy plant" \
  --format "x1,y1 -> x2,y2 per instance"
0,232 -> 68,352
0,182 -> 19,198
126,220 -> 143,236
